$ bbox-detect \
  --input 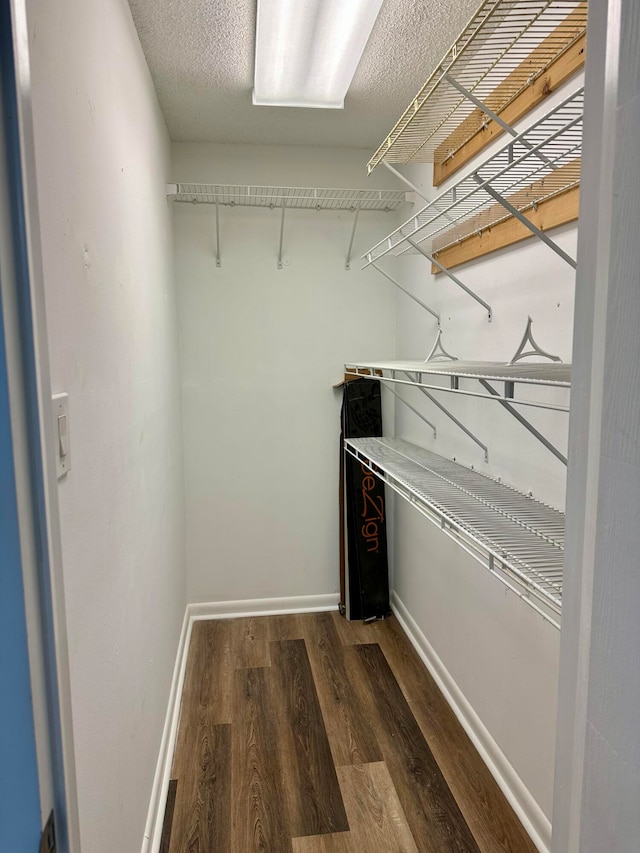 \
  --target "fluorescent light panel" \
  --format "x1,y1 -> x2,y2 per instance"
253,0 -> 385,109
